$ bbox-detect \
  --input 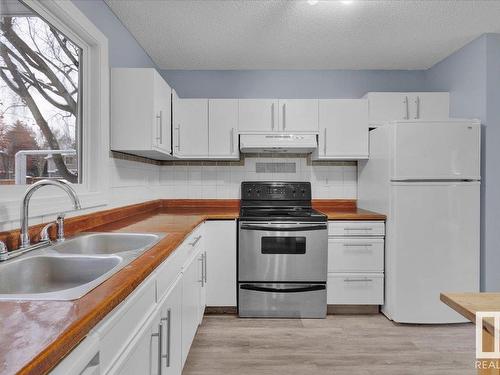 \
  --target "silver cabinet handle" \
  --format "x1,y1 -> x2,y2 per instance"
323,128 -> 327,155
152,325 -> 162,375
343,243 -> 373,247
404,96 -> 409,120
204,251 -> 207,283
282,102 -> 286,130
176,124 -> 181,151
343,227 -> 373,231
230,128 -> 234,154
198,255 -> 204,287
161,309 -> 171,368
189,235 -> 202,247
159,110 -> 163,144
271,102 -> 275,130
156,112 -> 161,144
344,278 -> 373,282
415,96 -> 420,119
